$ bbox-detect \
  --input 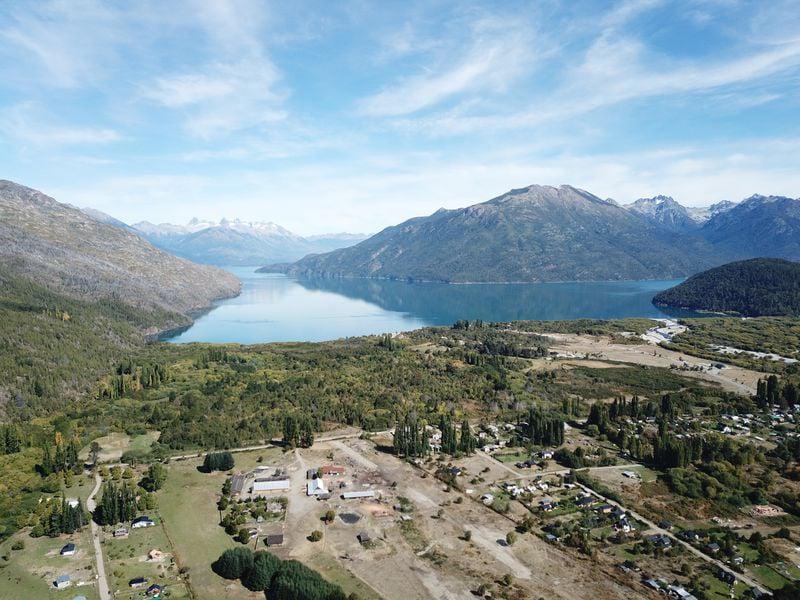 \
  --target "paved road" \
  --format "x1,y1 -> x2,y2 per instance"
87,472 -> 111,600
